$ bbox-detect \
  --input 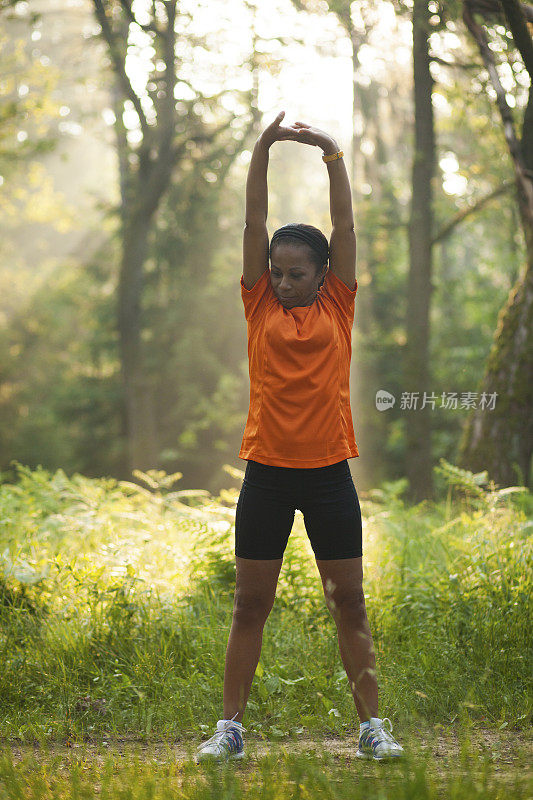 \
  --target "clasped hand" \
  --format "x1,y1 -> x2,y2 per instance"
260,111 -> 338,153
